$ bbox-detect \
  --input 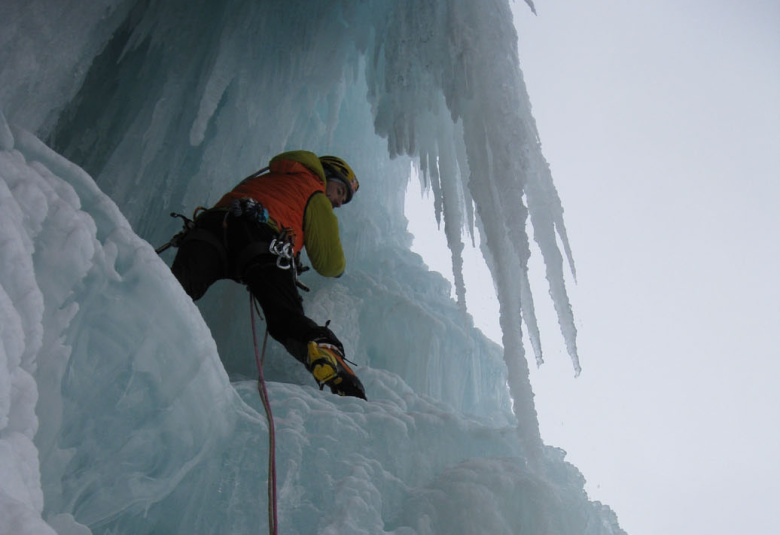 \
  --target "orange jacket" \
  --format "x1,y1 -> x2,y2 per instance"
214,151 -> 346,277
